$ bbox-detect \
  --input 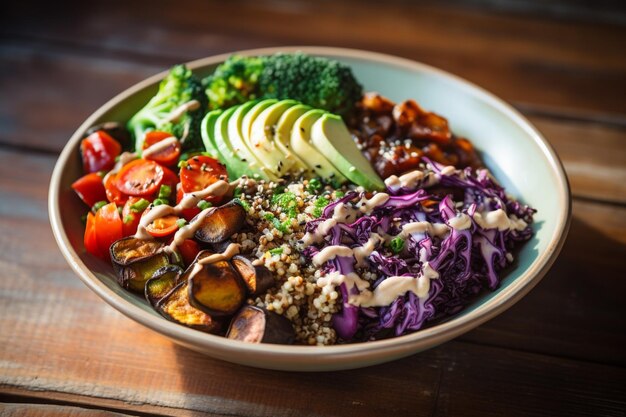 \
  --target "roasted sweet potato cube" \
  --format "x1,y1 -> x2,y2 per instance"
231,255 -> 275,296
227,306 -> 295,344
188,260 -> 246,316
194,201 -> 246,243
145,265 -> 183,307
156,280 -> 221,333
